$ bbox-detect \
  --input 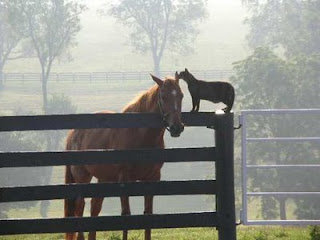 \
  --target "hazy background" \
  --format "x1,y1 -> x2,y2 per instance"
4,0 -> 248,73
0,0 -> 319,224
